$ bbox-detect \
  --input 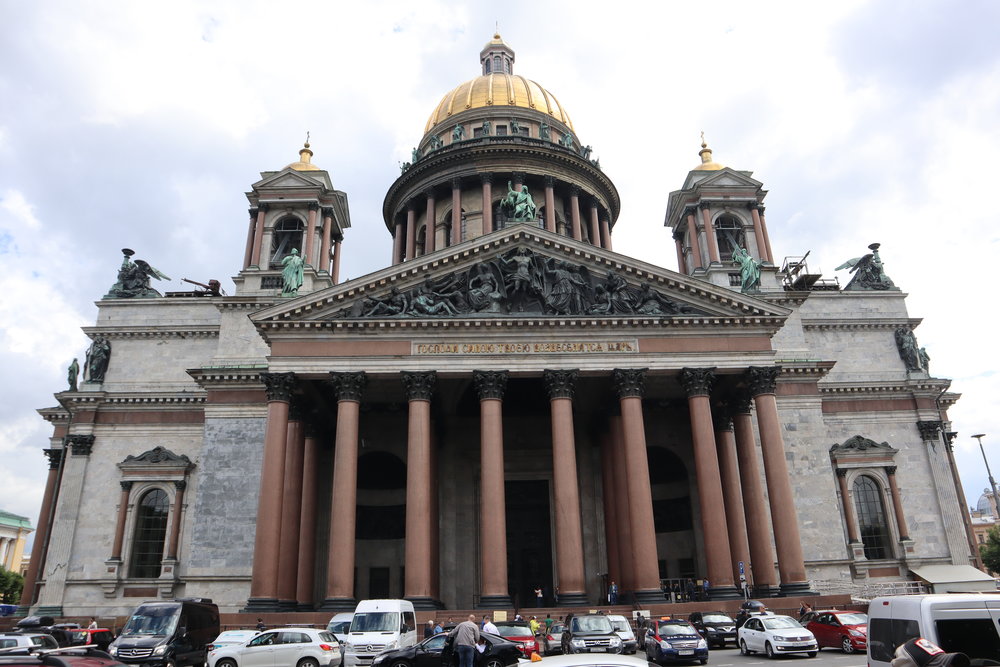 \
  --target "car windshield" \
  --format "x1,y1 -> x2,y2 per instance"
327,622 -> 350,634
762,617 -> 802,630
496,625 -> 533,637
215,631 -> 257,643
702,614 -> 734,623
835,614 -> 867,625
657,623 -> 693,635
121,605 -> 179,636
610,620 -> 631,632
572,617 -> 614,633
351,612 -> 400,633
